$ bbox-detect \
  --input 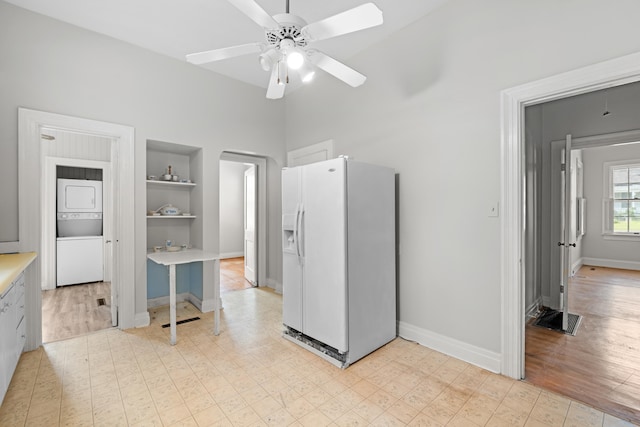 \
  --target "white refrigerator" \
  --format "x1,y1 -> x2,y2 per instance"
282,157 -> 396,368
